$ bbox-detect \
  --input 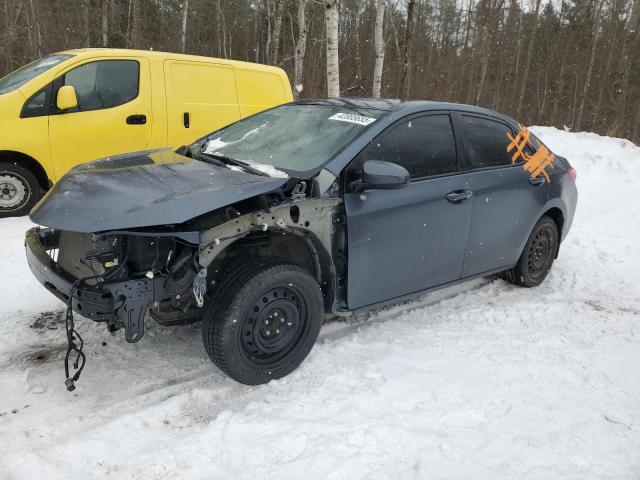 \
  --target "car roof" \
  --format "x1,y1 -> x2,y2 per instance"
295,97 -> 518,126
